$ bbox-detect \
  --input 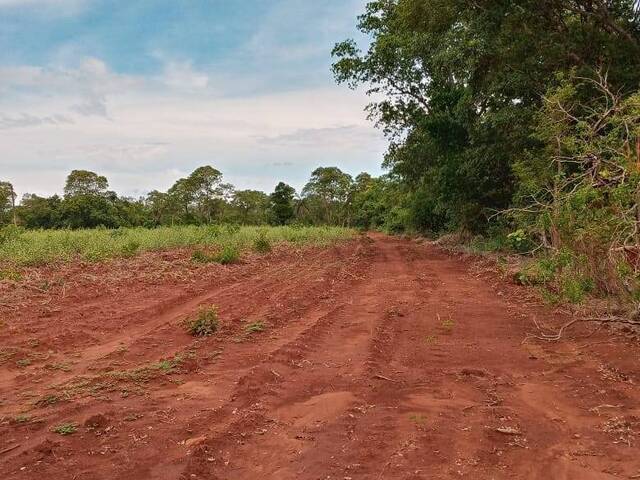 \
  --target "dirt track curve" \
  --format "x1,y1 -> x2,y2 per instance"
1,234 -> 640,479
